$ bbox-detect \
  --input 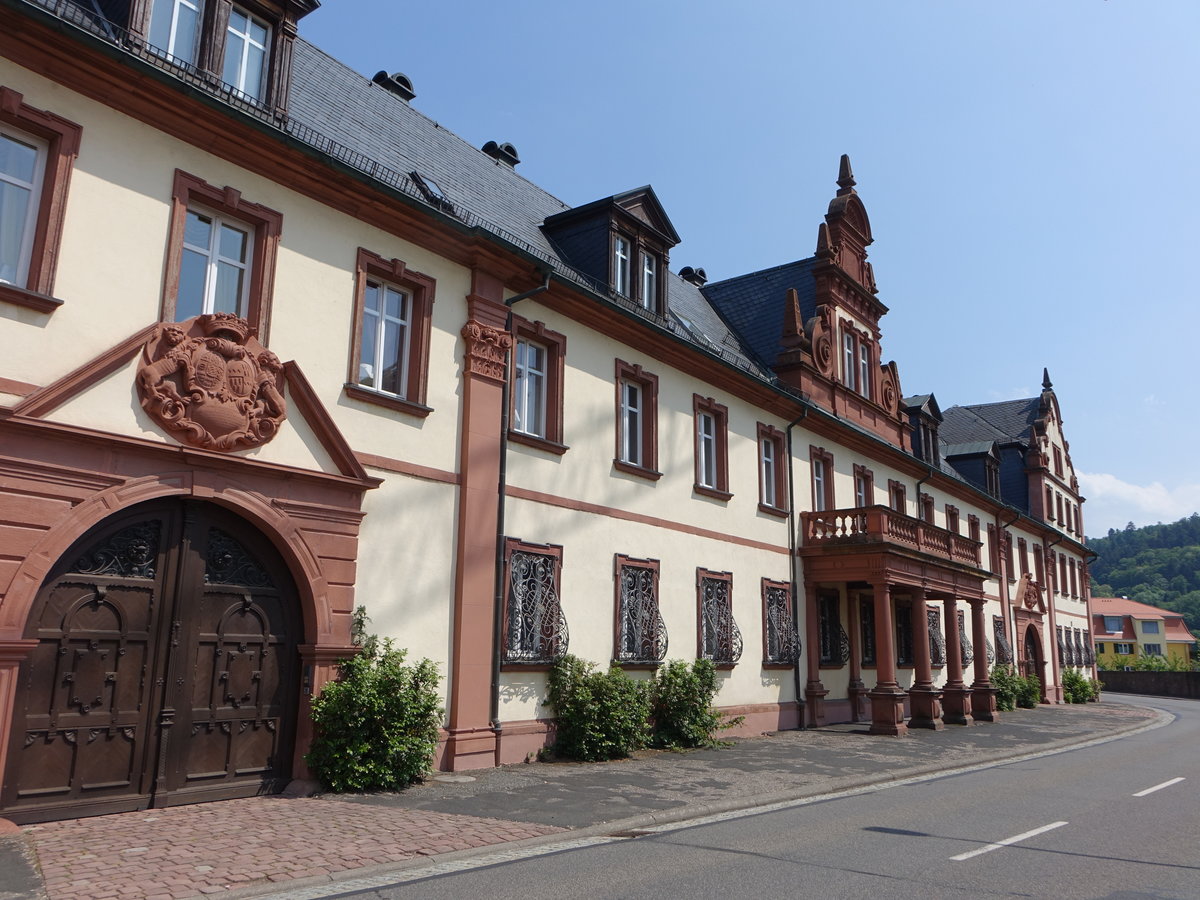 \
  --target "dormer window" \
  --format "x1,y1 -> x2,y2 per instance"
138,0 -> 317,112
543,185 -> 680,320
613,235 -> 631,297
149,0 -> 202,64
986,459 -> 1000,497
222,7 -> 271,101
